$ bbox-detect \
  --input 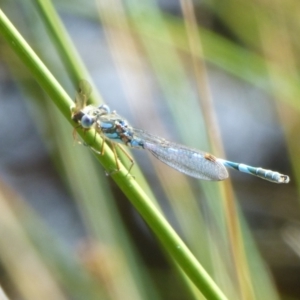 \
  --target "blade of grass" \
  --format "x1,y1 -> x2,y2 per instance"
126,3 -> 281,299
0,9 -> 228,300
16,2 -> 160,296
32,0 -> 102,104
0,179 -> 109,300
0,182 -> 68,300
93,1 -> 213,297
33,0 -> 158,205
